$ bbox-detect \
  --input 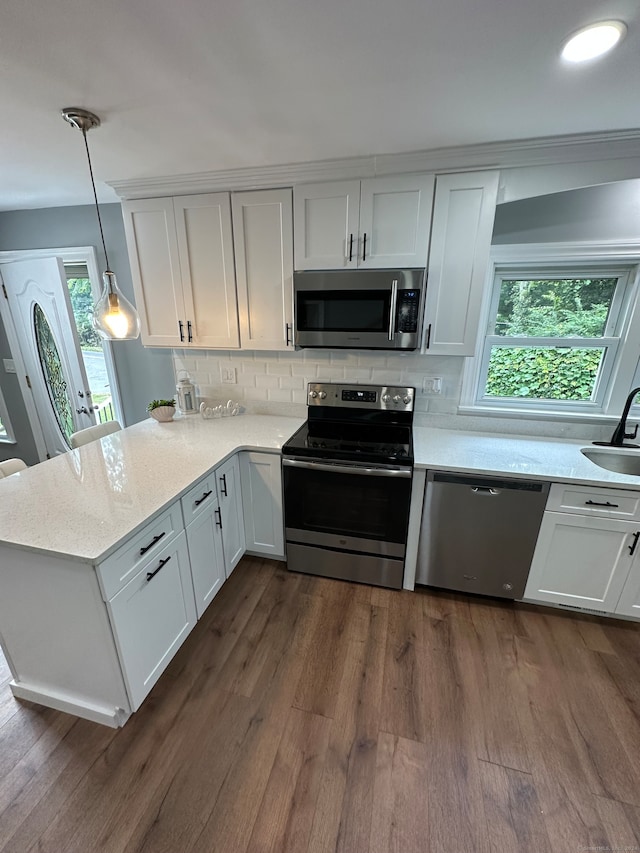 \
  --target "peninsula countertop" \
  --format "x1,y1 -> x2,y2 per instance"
0,414 -> 304,563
